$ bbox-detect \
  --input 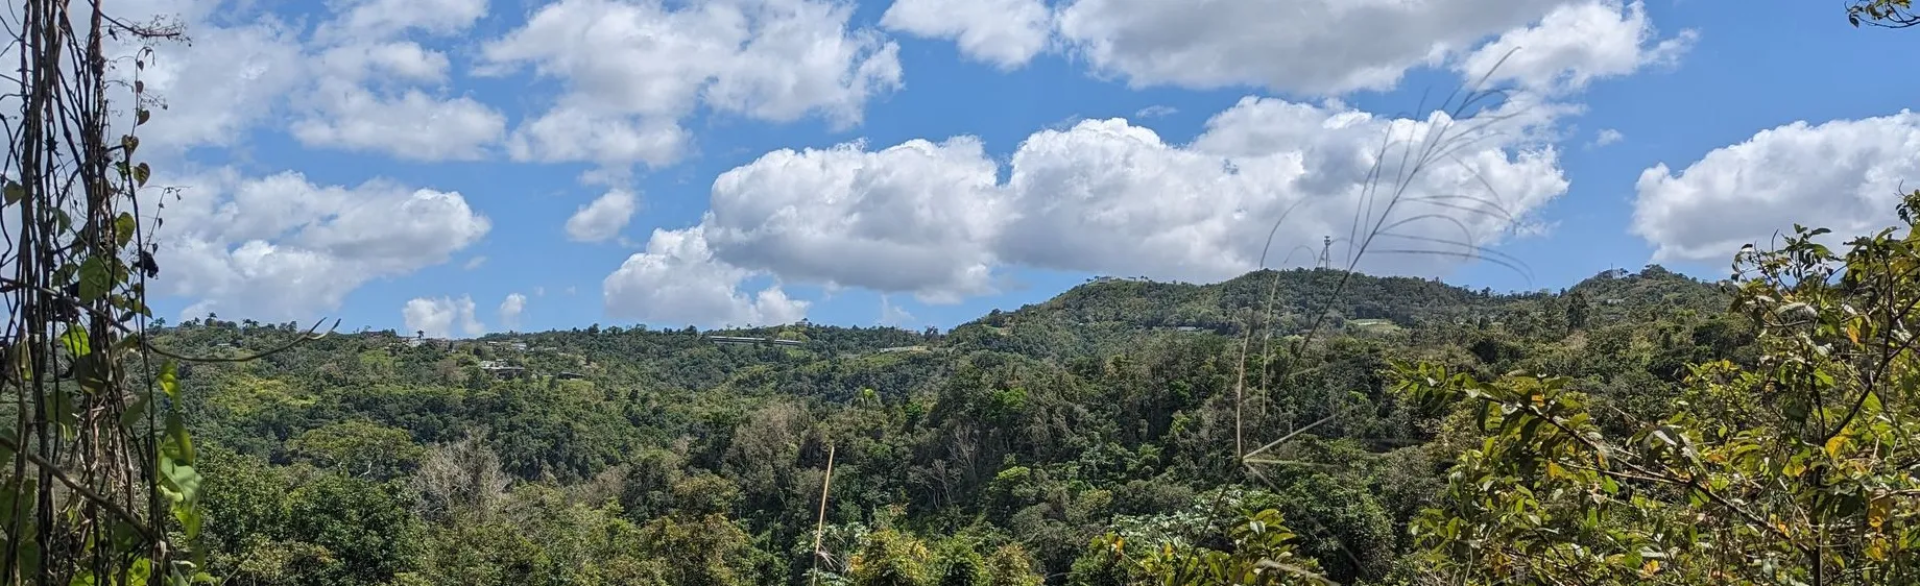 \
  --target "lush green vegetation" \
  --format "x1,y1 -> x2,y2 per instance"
3,0 -> 1905,583
1397,193 -> 1920,585
150,241 -> 1770,585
